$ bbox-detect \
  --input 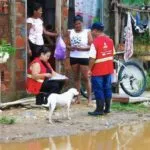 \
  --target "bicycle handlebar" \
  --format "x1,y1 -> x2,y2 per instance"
115,51 -> 125,55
